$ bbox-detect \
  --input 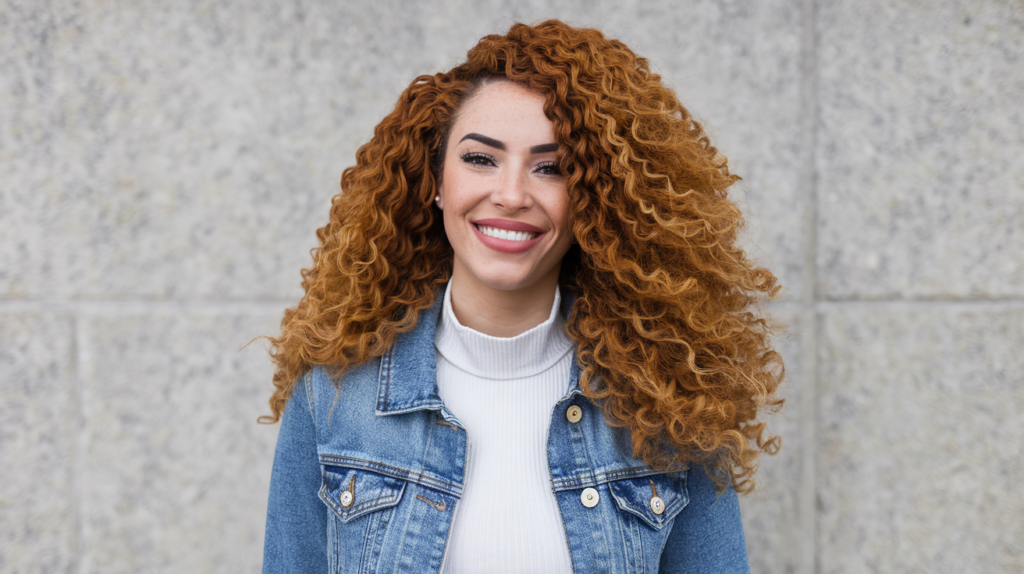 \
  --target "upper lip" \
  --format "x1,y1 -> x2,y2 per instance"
471,218 -> 545,233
